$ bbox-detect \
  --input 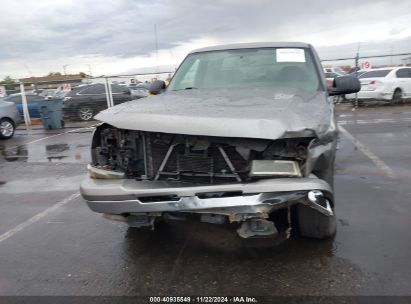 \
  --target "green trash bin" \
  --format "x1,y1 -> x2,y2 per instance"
37,99 -> 64,129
